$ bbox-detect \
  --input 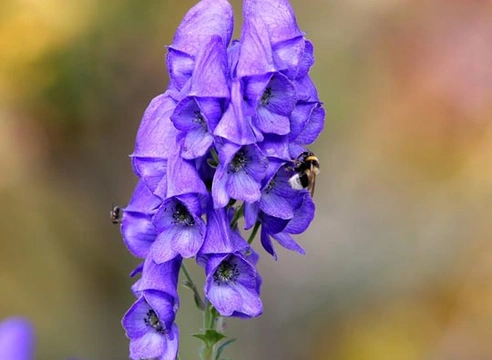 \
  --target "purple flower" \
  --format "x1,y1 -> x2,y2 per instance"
212,142 -> 268,208
151,193 -> 206,263
0,317 -> 34,360
122,290 -> 179,360
201,250 -> 262,318
167,0 -> 233,91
